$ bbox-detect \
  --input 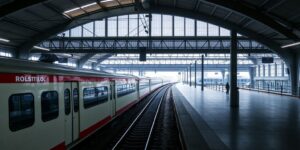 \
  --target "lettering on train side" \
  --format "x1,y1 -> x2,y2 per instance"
15,76 -> 48,83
